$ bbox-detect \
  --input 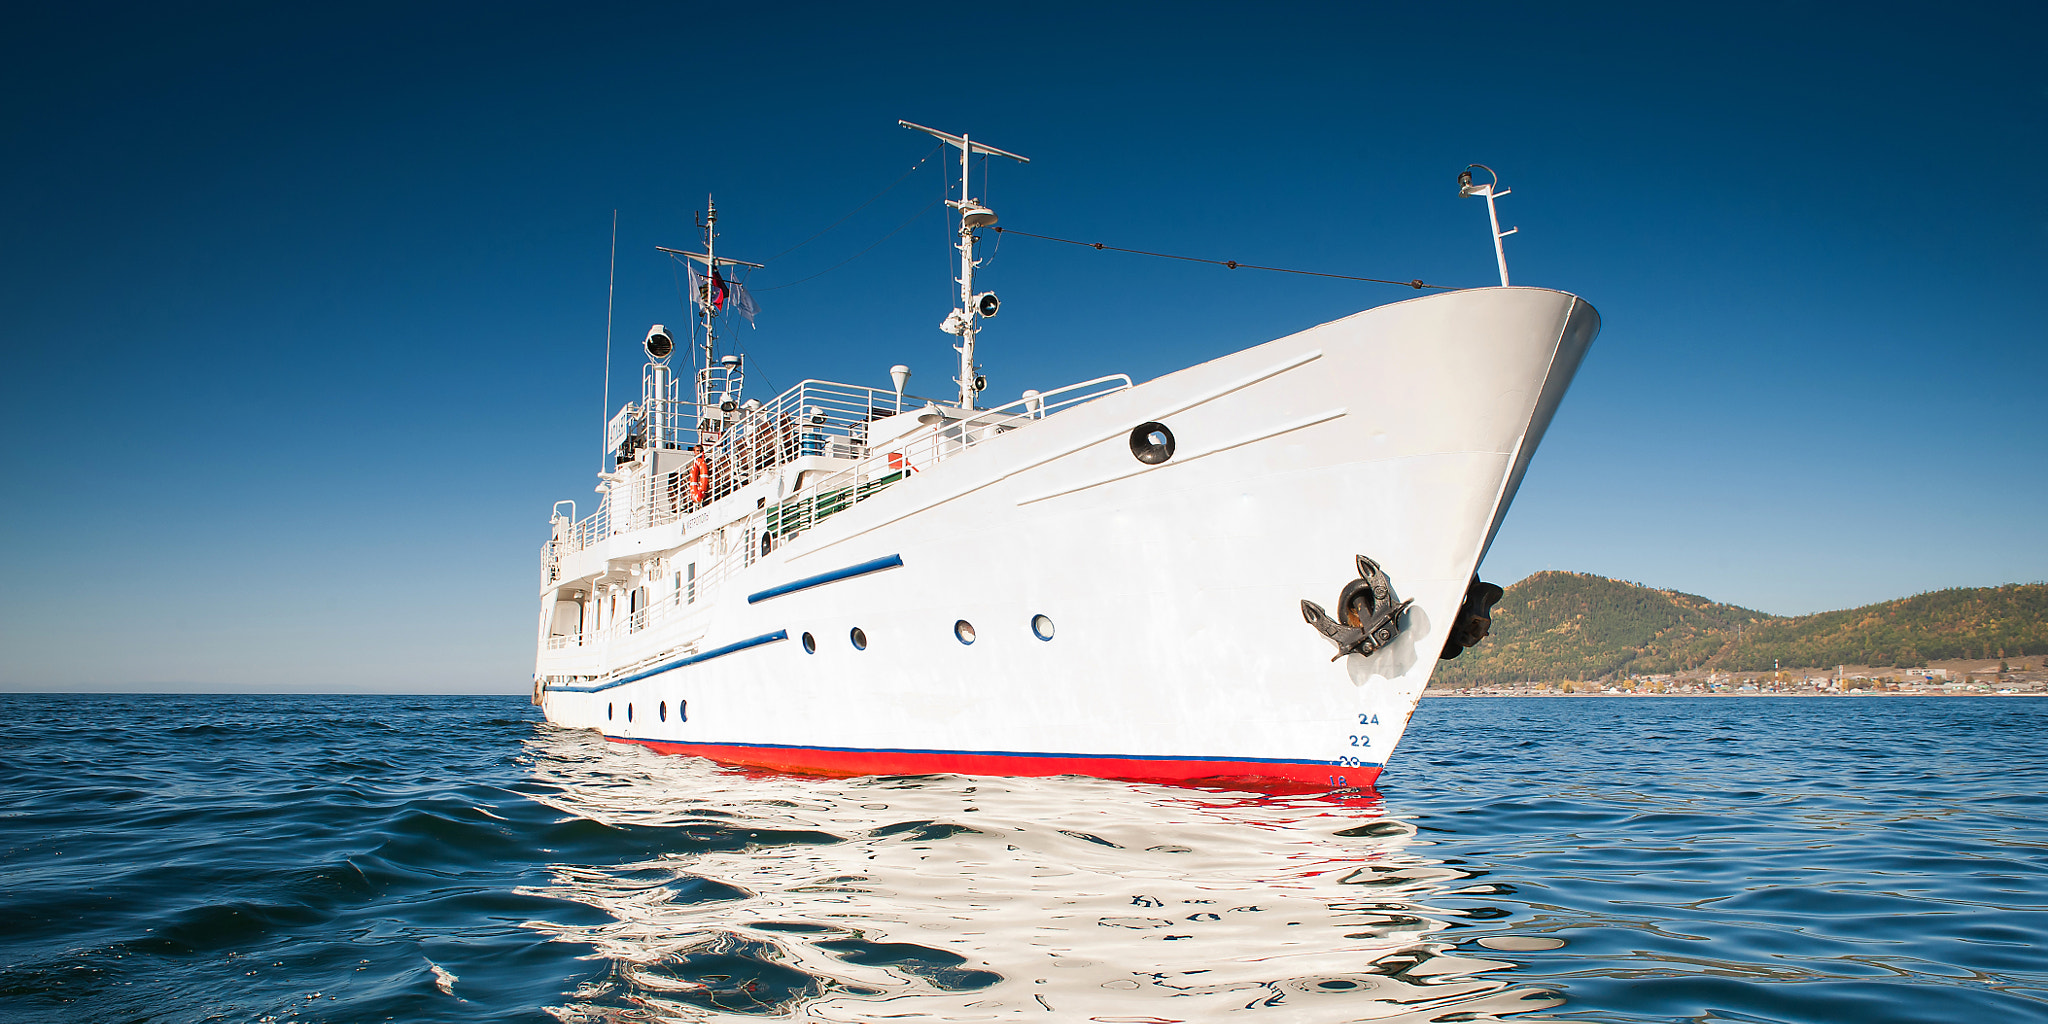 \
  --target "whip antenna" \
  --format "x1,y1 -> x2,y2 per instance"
600,209 -> 616,473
